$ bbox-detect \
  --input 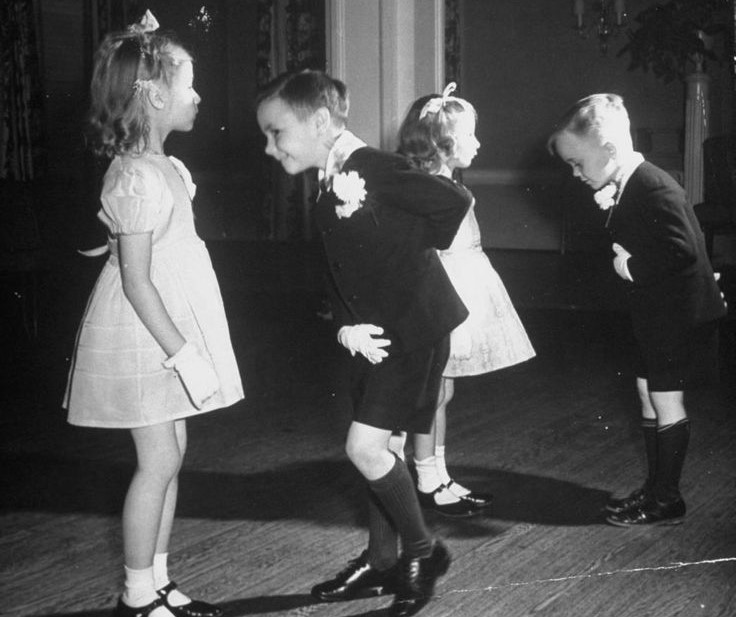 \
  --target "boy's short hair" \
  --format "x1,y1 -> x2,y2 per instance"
547,93 -> 633,155
256,70 -> 349,128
